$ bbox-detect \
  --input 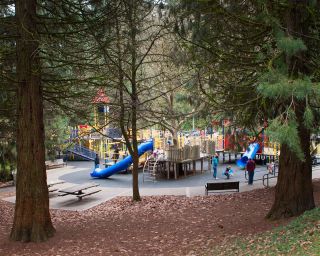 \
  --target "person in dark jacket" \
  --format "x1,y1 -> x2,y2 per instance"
246,158 -> 256,185
113,147 -> 120,163
94,154 -> 100,168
